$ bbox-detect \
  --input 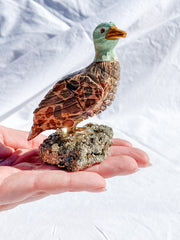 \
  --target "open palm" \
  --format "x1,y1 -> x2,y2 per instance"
0,125 -> 150,211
